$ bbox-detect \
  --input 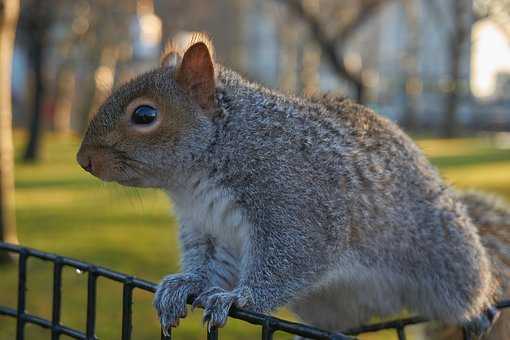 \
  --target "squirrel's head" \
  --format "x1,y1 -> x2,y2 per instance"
77,32 -> 218,188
